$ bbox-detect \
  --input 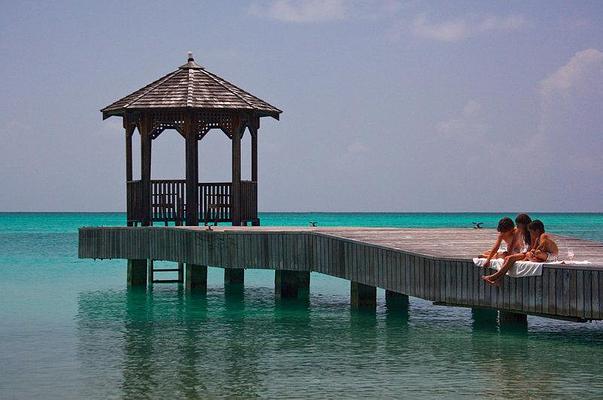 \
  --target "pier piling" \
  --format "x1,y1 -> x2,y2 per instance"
186,264 -> 207,291
275,271 -> 310,298
385,290 -> 409,310
499,311 -> 528,327
178,262 -> 184,283
224,268 -> 244,285
351,282 -> 377,309
127,259 -> 147,287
